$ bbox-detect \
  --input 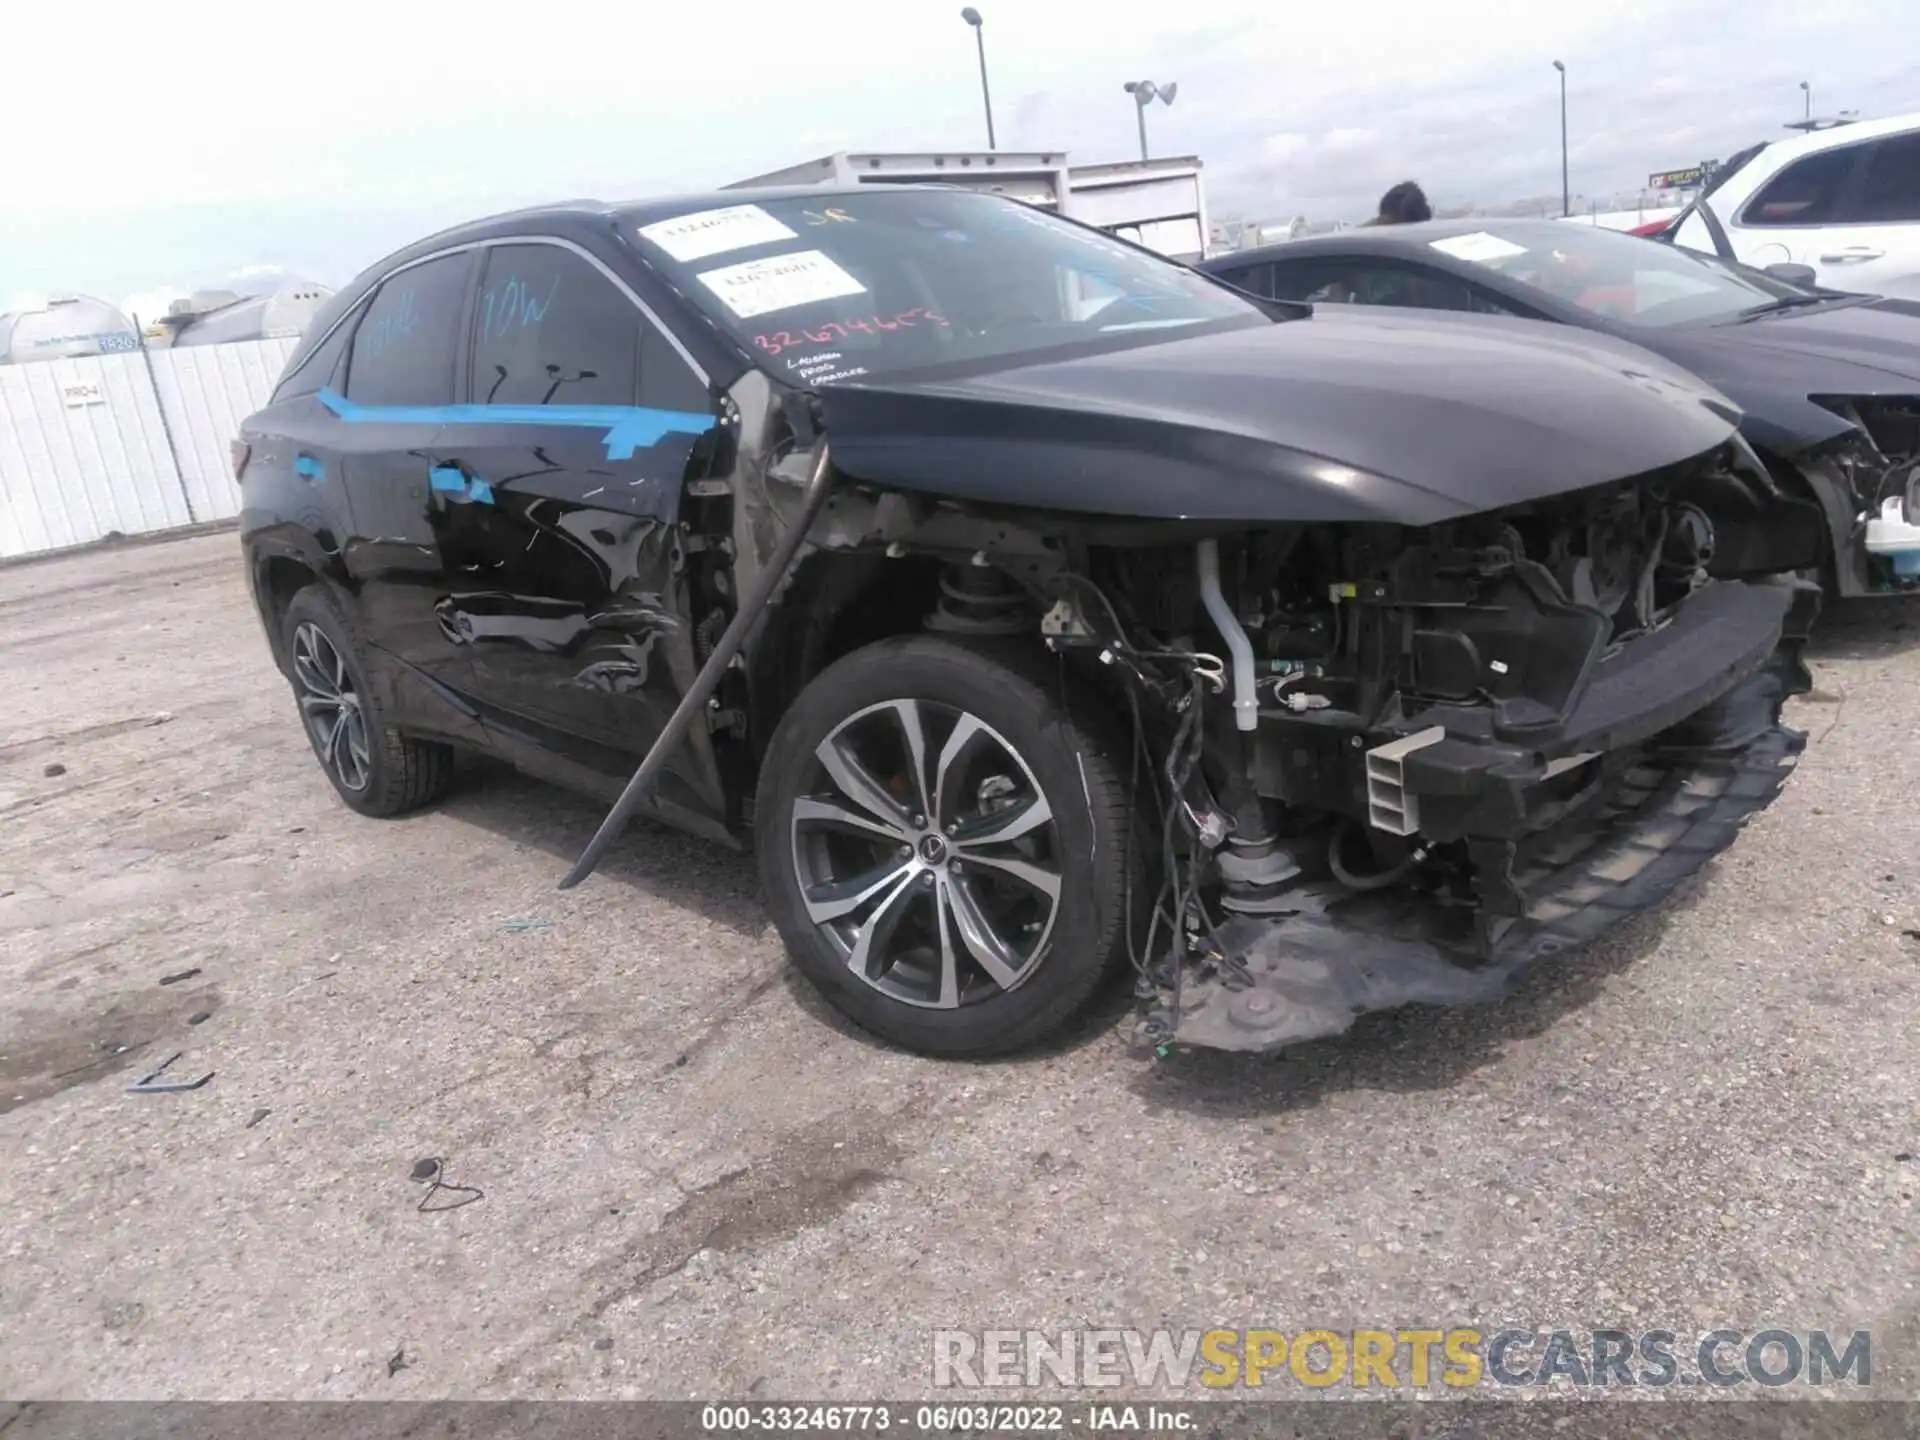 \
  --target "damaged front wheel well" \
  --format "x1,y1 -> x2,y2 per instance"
744,549 -> 1049,760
